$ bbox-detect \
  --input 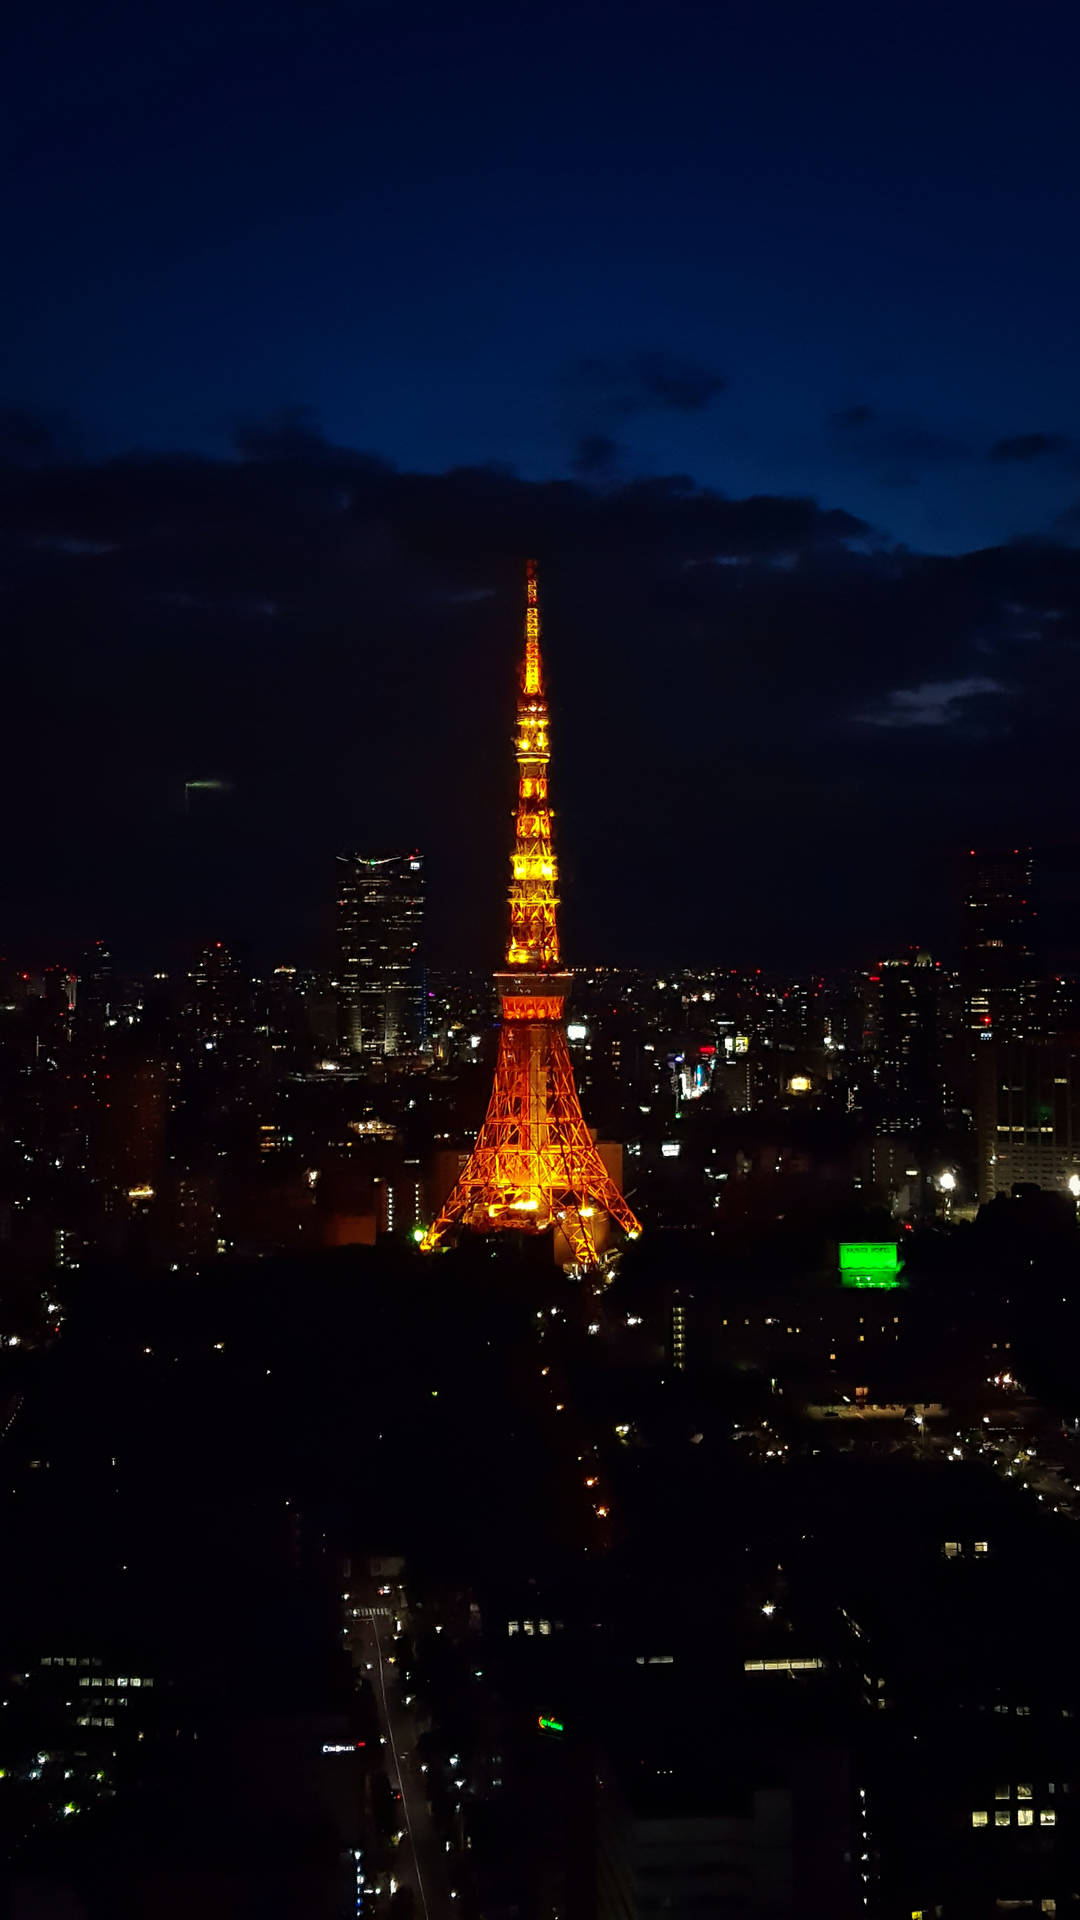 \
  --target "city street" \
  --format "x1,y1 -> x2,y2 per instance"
351,1599 -> 452,1920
